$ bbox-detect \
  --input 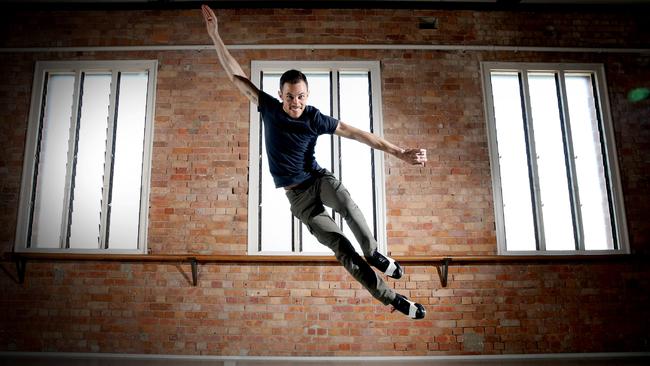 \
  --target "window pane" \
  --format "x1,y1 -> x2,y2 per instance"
300,72 -> 333,254
490,72 -> 536,251
528,72 -> 576,250
260,74 -> 292,252
306,72 -> 332,172
68,73 -> 112,249
260,162 -> 293,252
565,73 -> 614,250
339,72 -> 374,254
107,72 -> 148,250
31,73 -> 75,248
257,69 -> 375,255
259,72 -> 334,253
